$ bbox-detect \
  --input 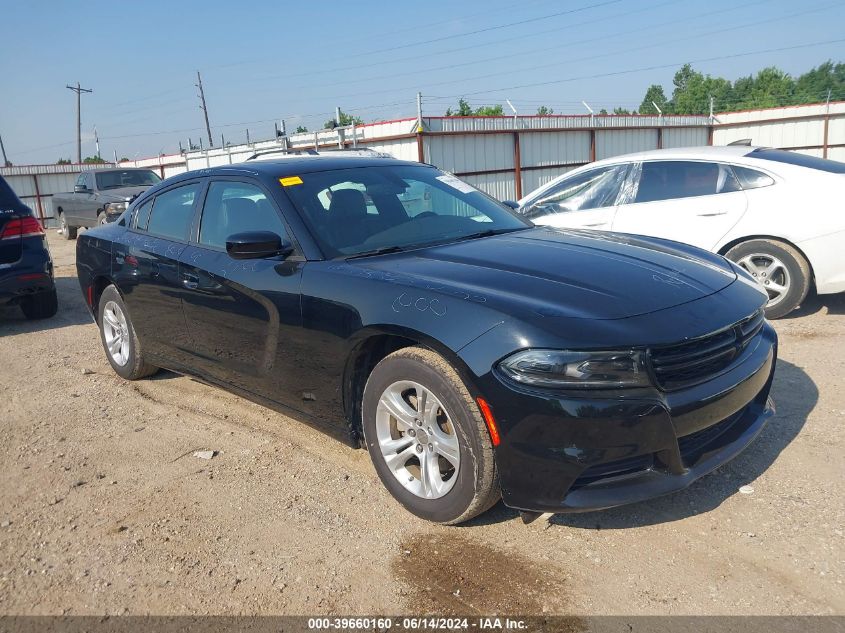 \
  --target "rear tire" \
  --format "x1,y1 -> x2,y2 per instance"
362,346 -> 500,524
726,239 -> 811,319
20,288 -> 58,320
59,212 -> 77,240
97,284 -> 158,380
